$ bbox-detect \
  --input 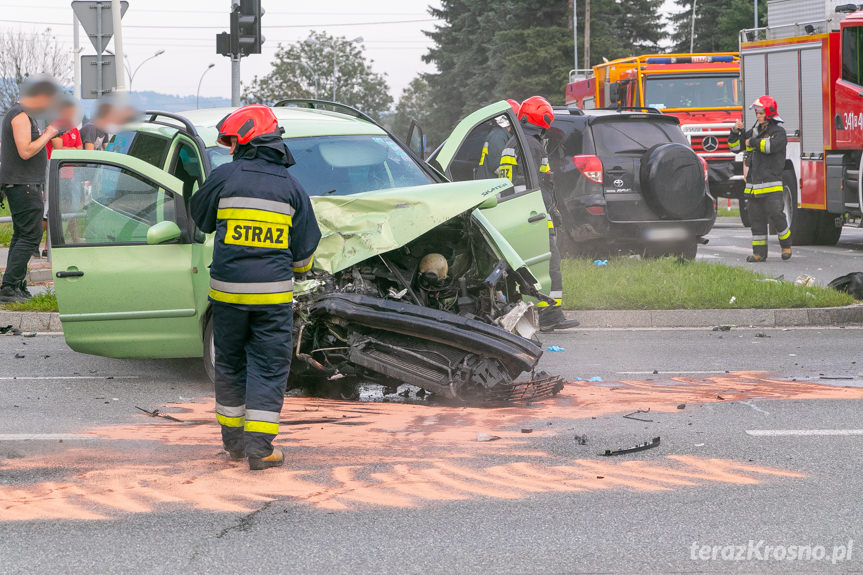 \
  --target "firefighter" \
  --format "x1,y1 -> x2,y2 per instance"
477,100 -> 521,180
498,95 -> 579,332
190,105 -> 321,471
729,96 -> 791,262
